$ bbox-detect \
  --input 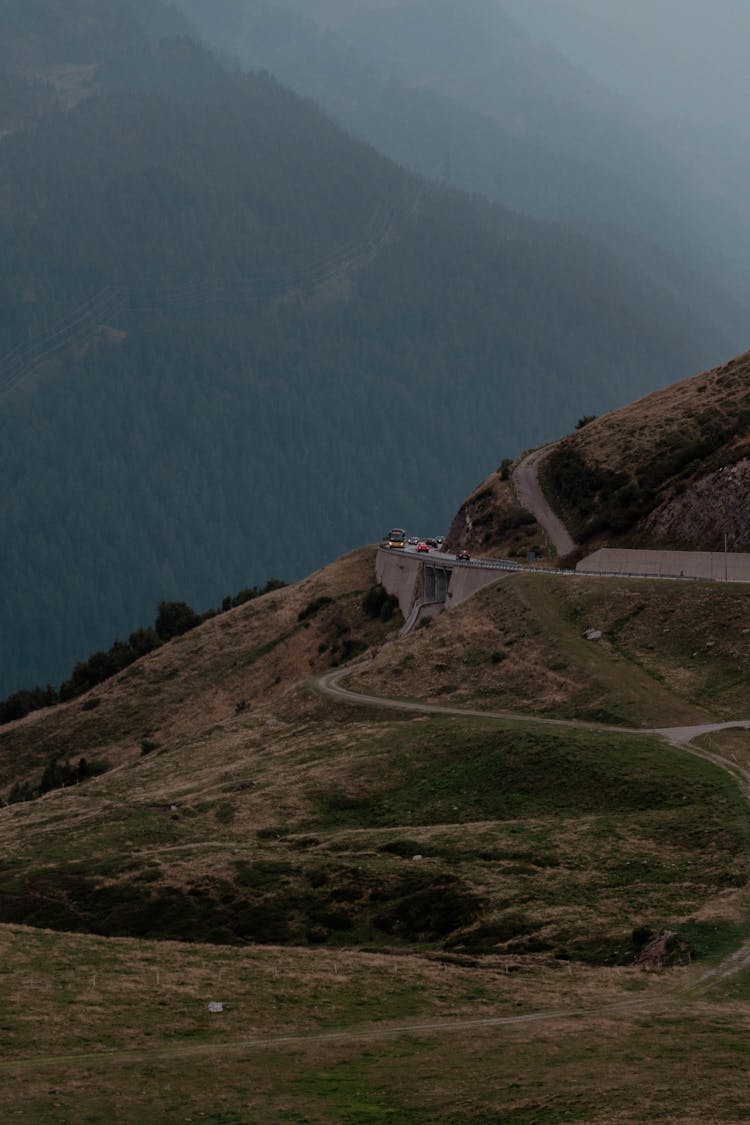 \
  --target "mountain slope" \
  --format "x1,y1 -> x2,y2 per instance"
1,368 -> 749,1118
1,544 -> 747,961
174,0 -> 750,339
0,13 -> 723,697
447,349 -> 750,559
